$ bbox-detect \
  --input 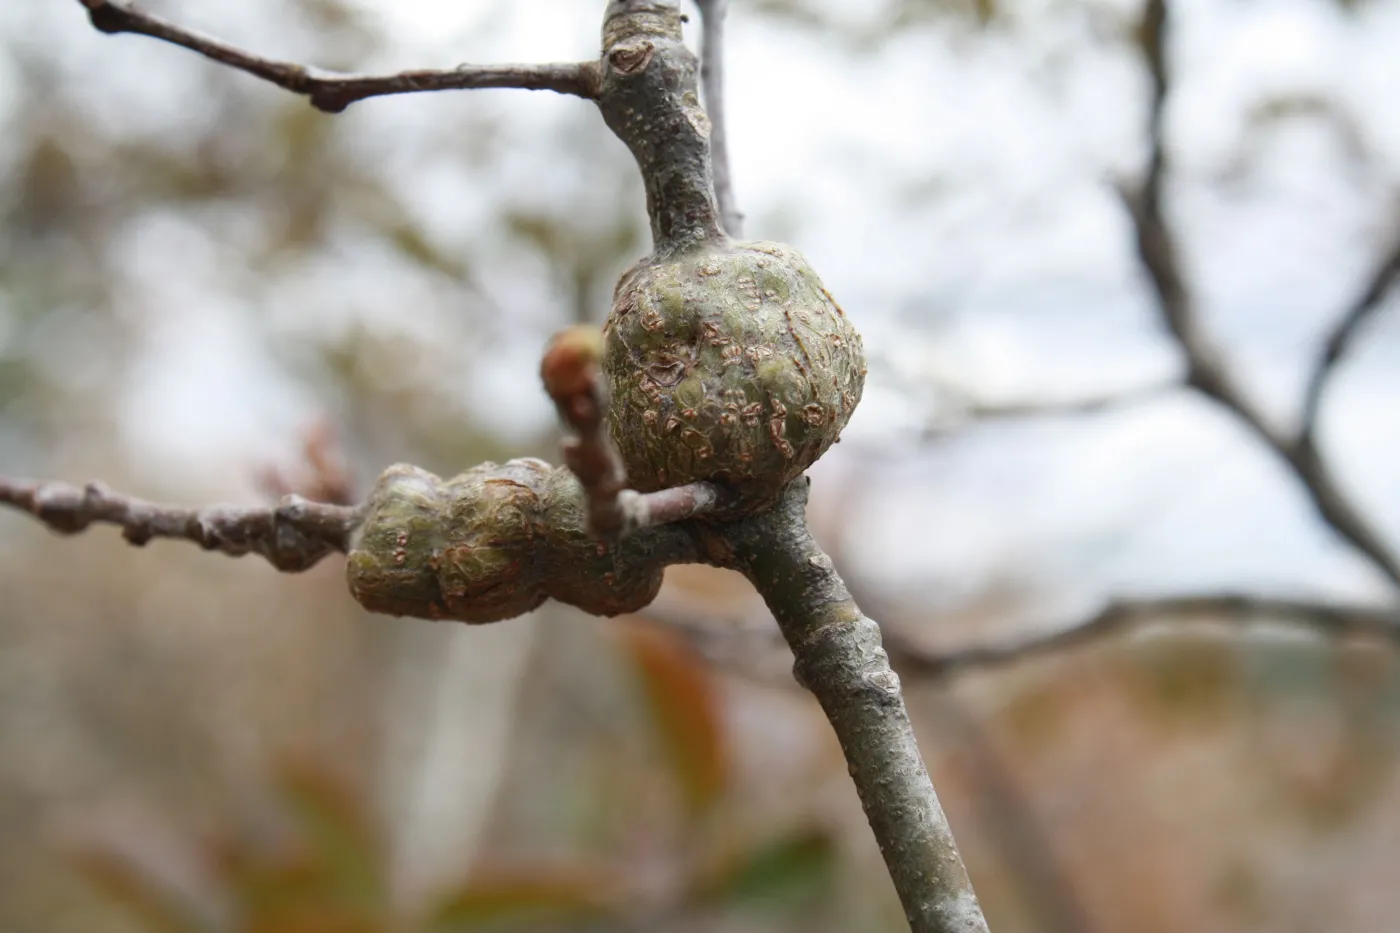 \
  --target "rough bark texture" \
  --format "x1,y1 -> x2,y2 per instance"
726,481 -> 990,933
598,1 -> 725,255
